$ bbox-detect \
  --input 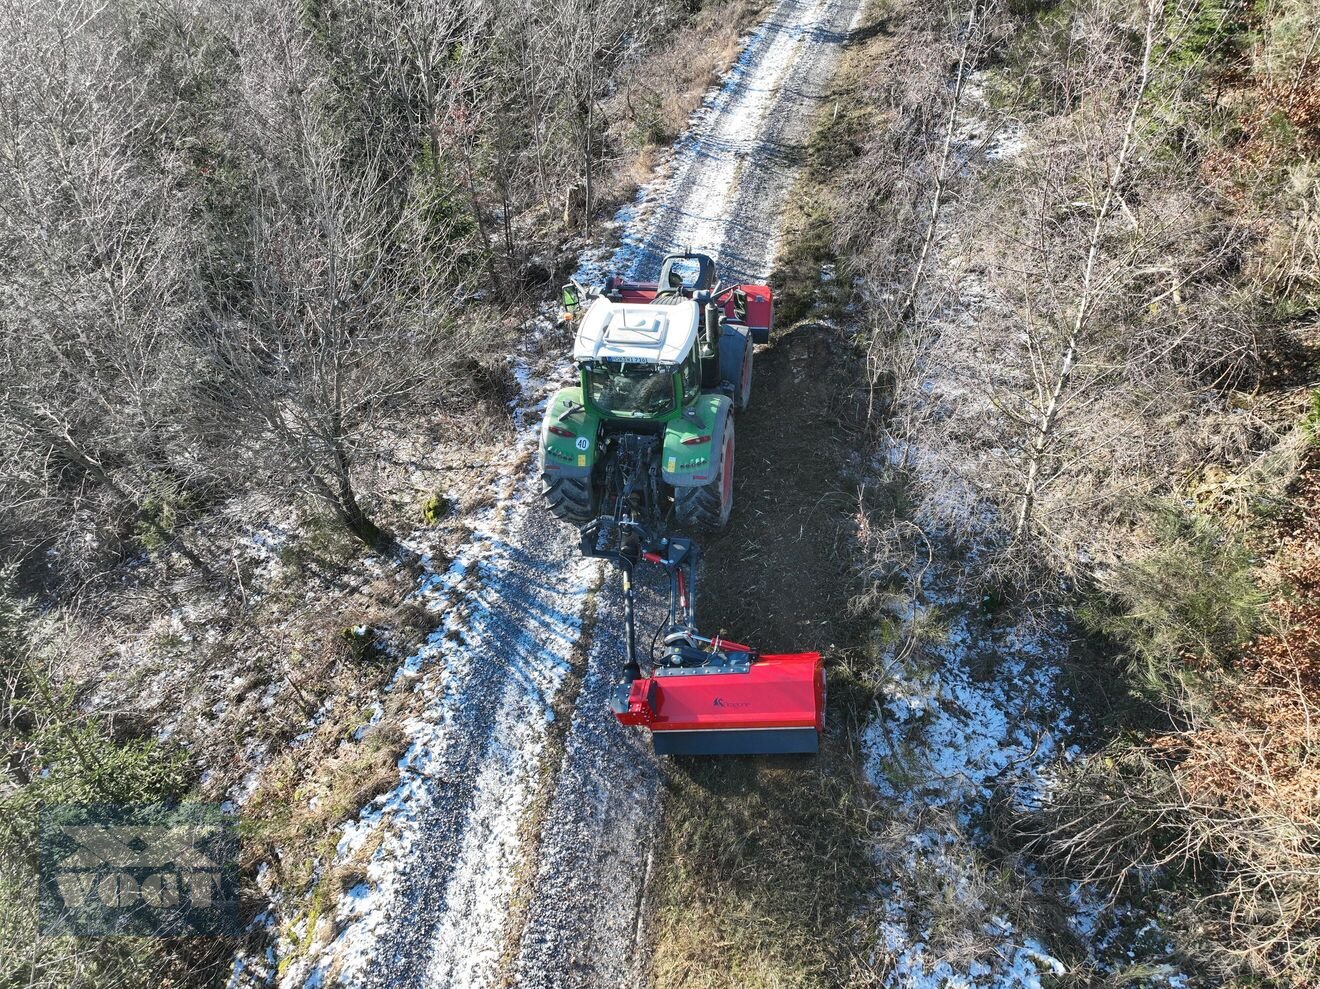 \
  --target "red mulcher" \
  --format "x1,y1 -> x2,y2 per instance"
614,651 -> 825,756
580,522 -> 825,756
